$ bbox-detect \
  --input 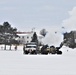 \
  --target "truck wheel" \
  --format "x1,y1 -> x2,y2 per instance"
31,50 -> 37,54
23,50 -> 29,54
